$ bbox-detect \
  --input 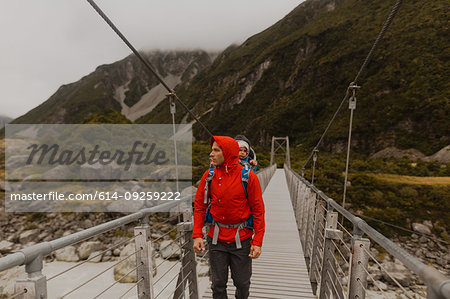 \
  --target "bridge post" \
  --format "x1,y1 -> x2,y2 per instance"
173,222 -> 198,299
348,236 -> 370,299
285,136 -> 291,168
309,199 -> 326,295
135,217 -> 155,299
304,191 -> 317,269
14,255 -> 47,299
319,212 -> 345,299
295,183 -> 305,232
270,136 -> 275,165
300,187 -> 311,250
